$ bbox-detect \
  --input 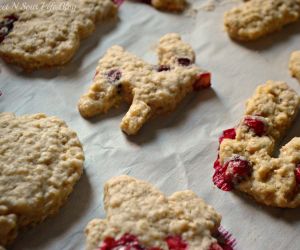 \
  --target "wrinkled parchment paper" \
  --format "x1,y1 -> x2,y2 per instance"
1,0 -> 300,249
